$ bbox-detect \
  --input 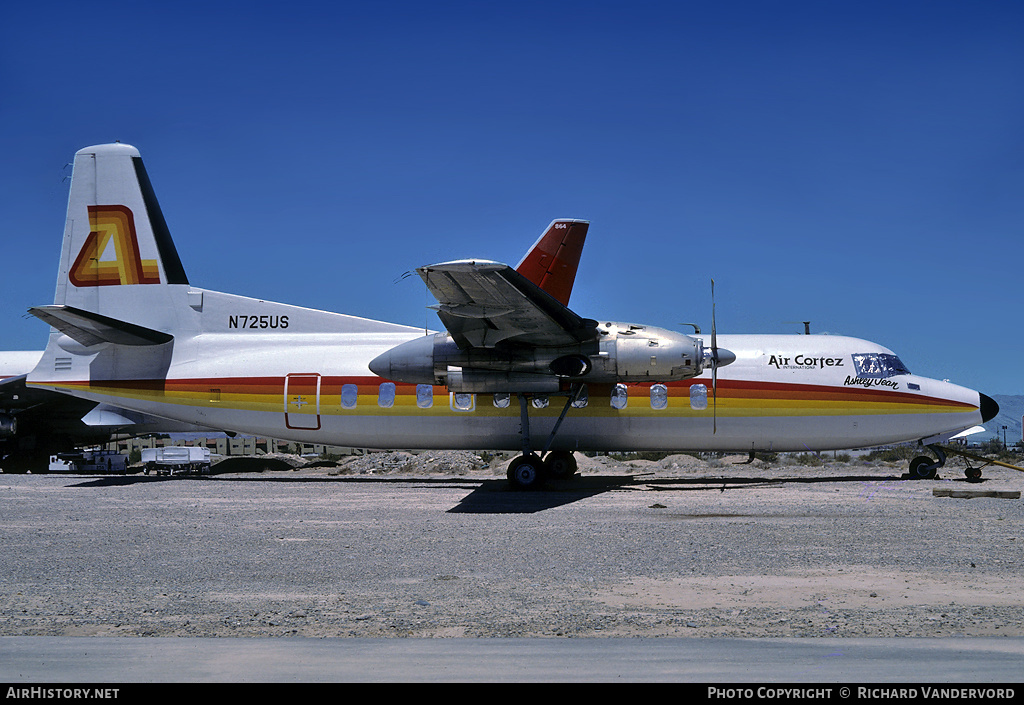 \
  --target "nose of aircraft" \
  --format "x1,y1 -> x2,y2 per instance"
980,393 -> 999,423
